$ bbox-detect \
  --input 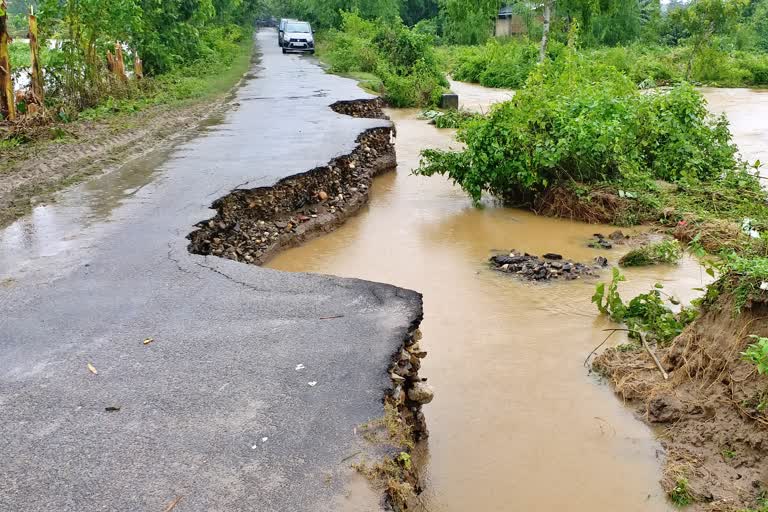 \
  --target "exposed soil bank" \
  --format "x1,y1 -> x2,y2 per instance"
595,295 -> 768,511
187,122 -> 396,266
